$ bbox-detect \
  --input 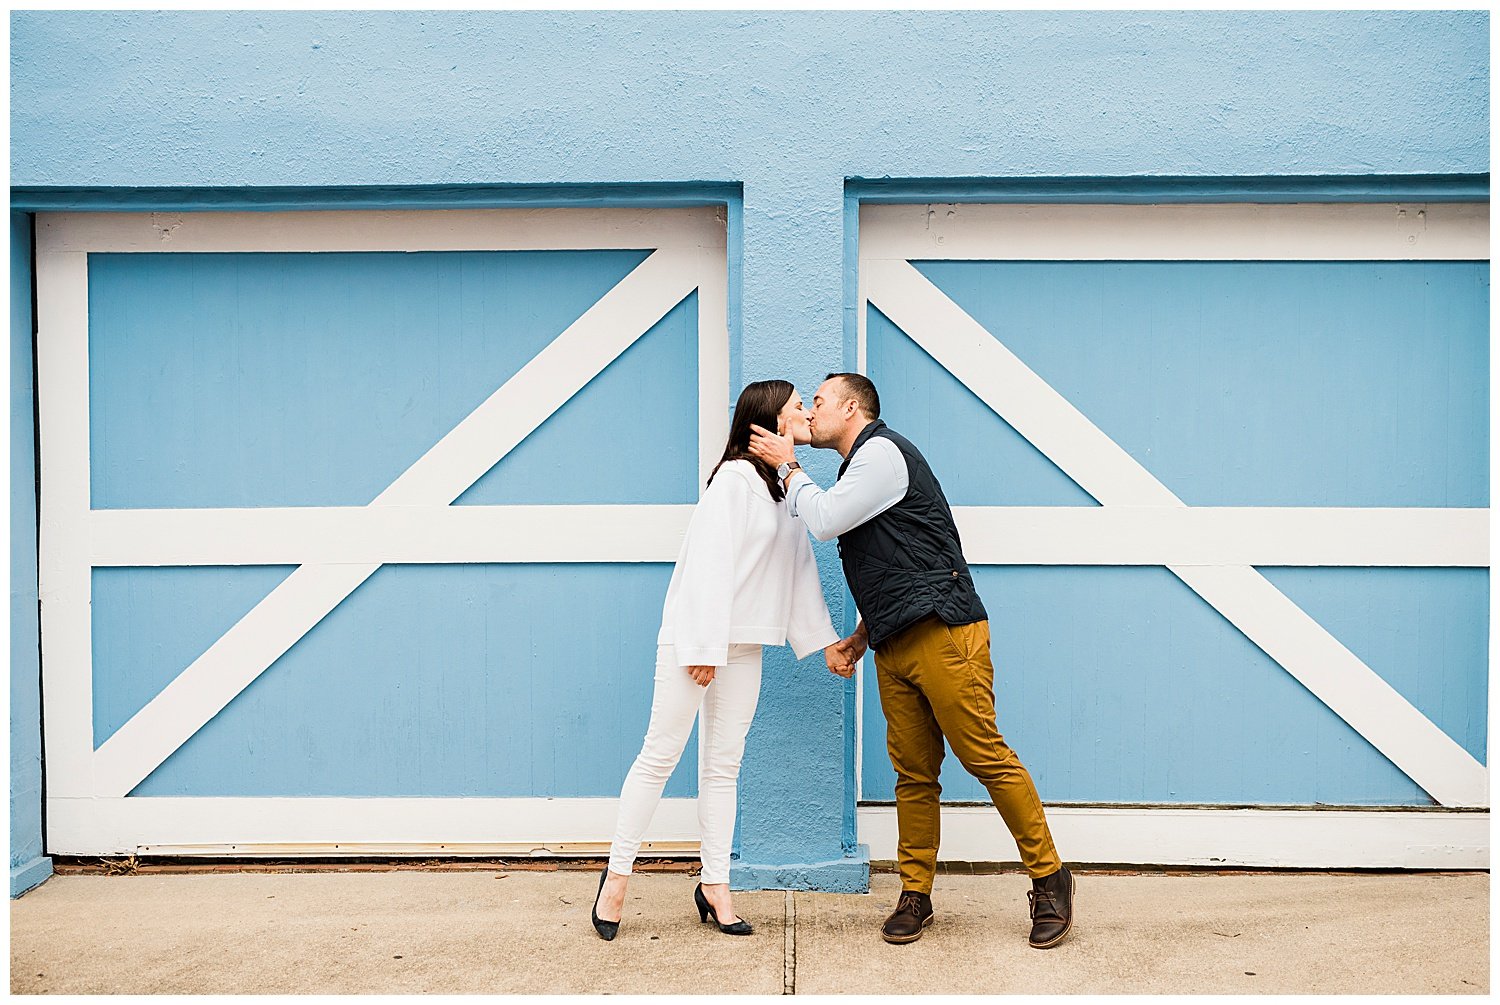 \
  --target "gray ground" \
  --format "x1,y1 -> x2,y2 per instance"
10,869 -> 1488,995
